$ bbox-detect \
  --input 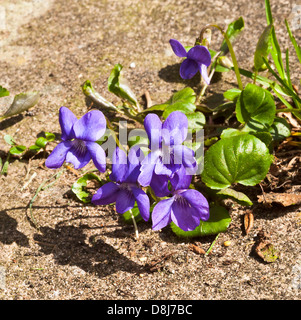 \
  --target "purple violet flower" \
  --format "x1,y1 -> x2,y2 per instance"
45,107 -> 107,172
152,166 -> 210,231
91,147 -> 150,221
169,39 -> 211,83
138,111 -> 197,190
